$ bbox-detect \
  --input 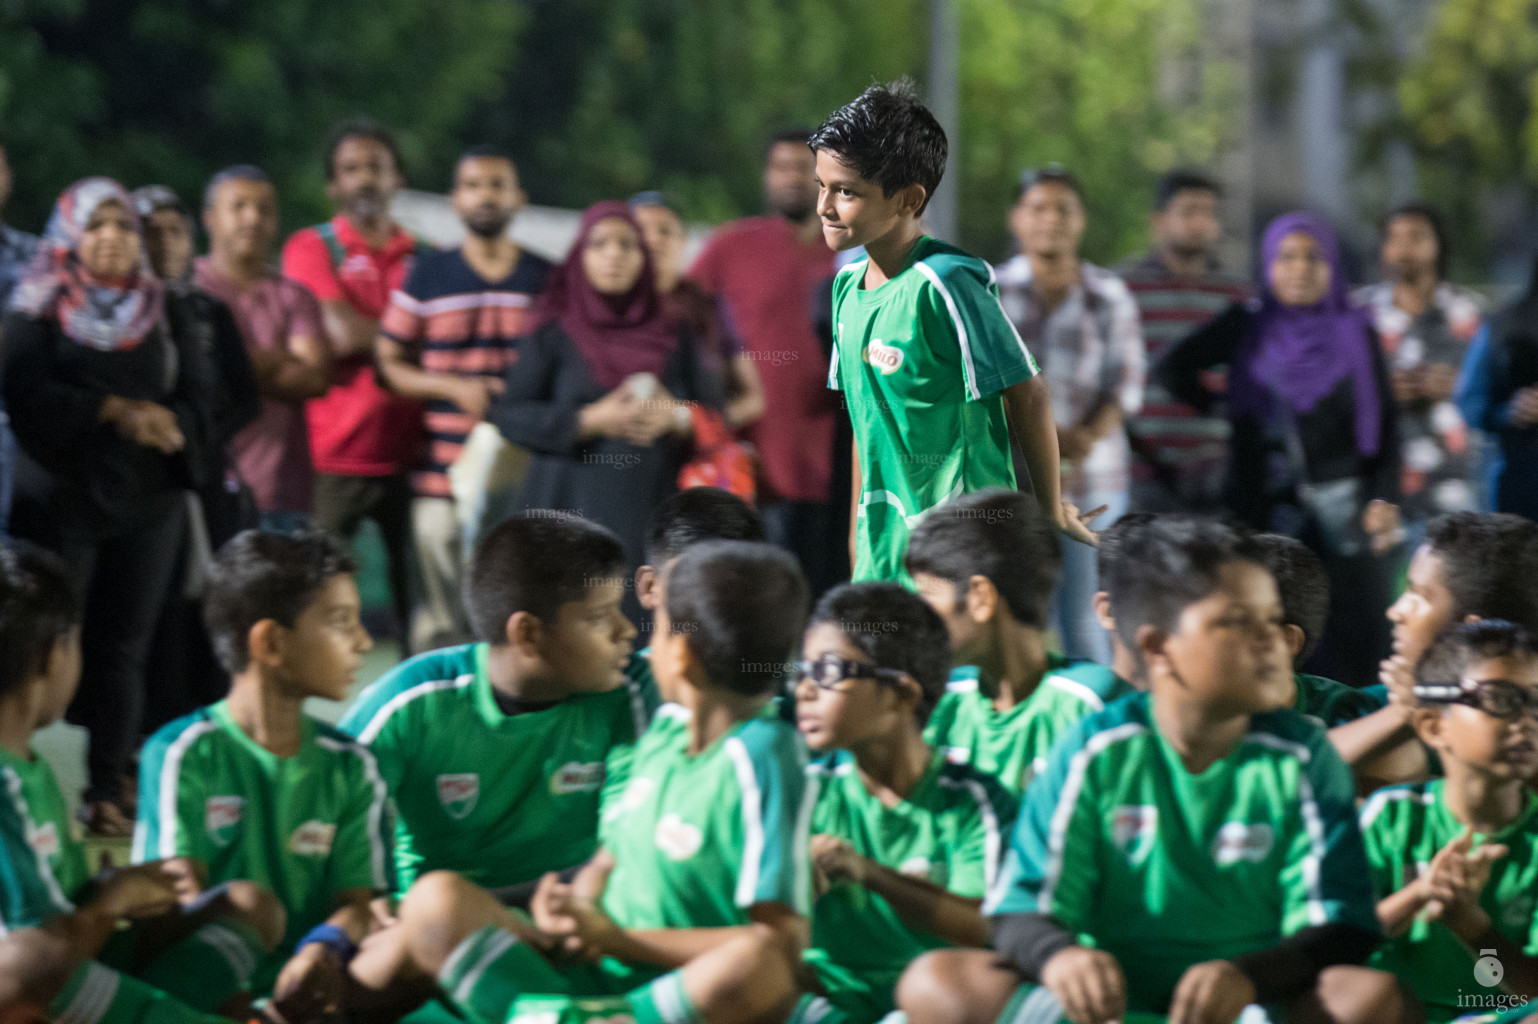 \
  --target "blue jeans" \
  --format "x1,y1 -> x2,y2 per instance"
1052,490 -> 1127,664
